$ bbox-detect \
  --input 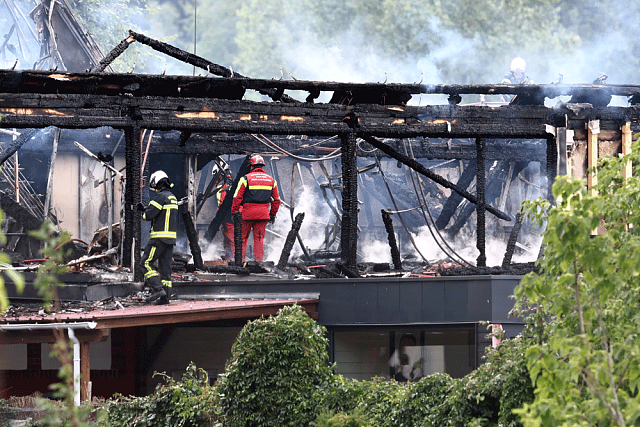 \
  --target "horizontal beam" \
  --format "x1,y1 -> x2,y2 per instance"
3,70 -> 640,100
